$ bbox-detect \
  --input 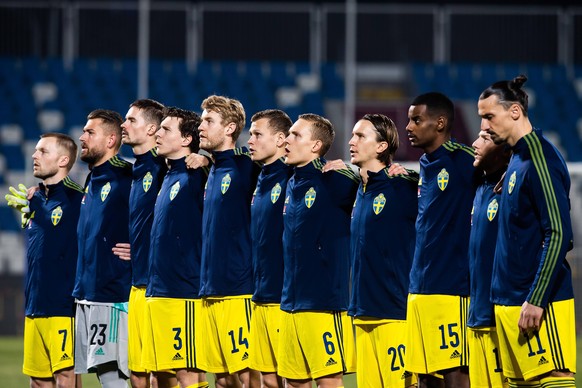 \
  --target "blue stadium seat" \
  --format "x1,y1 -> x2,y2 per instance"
320,62 -> 344,99
0,206 -> 20,232
0,144 -> 25,171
